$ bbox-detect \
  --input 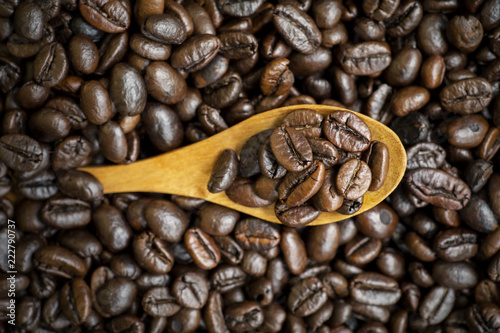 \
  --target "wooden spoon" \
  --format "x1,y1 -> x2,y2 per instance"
79,104 -> 406,225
